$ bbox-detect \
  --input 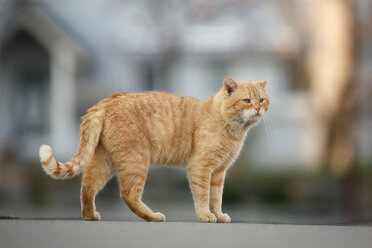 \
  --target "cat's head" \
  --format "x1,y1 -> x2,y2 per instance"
218,77 -> 269,126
